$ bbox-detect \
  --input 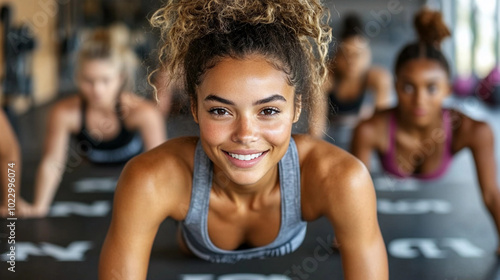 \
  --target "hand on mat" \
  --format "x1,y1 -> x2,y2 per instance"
17,202 -> 50,218
0,197 -> 30,217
